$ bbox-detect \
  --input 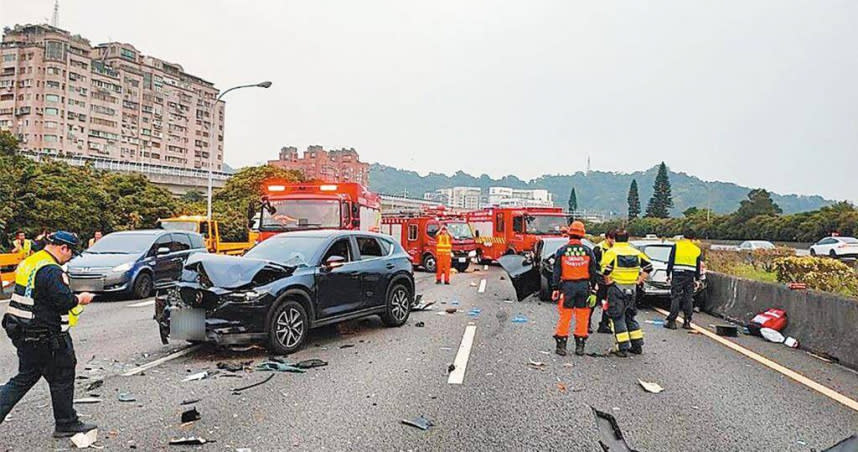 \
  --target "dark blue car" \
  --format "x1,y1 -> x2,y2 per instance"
155,230 -> 415,354
68,230 -> 207,299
